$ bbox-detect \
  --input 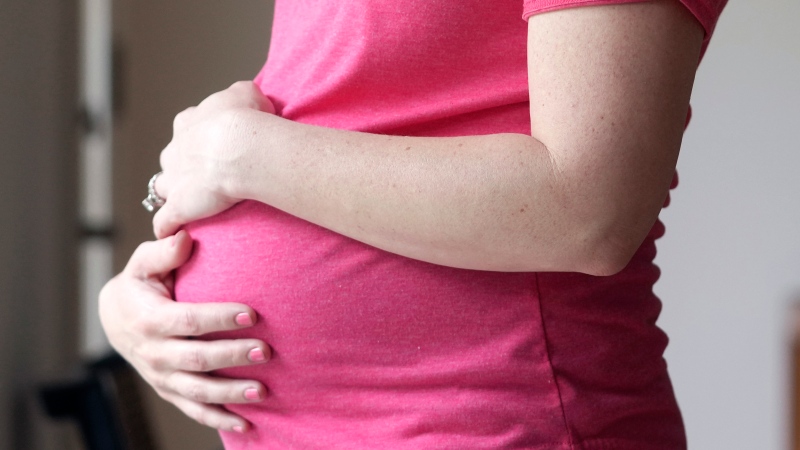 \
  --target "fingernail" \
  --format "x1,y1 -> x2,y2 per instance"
244,388 -> 261,401
235,313 -> 253,327
248,348 -> 266,362
232,425 -> 244,434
